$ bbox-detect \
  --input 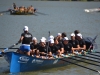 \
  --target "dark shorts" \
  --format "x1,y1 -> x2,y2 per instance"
20,45 -> 30,52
